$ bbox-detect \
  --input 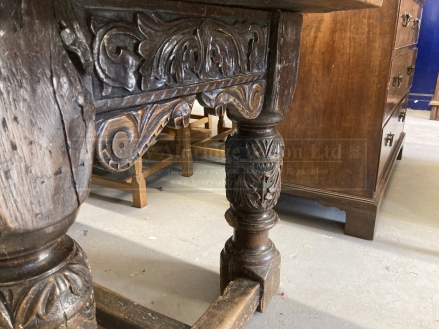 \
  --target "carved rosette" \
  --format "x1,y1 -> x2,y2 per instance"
225,128 -> 284,213
0,238 -> 95,329
198,80 -> 266,119
95,96 -> 195,172
91,12 -> 268,96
